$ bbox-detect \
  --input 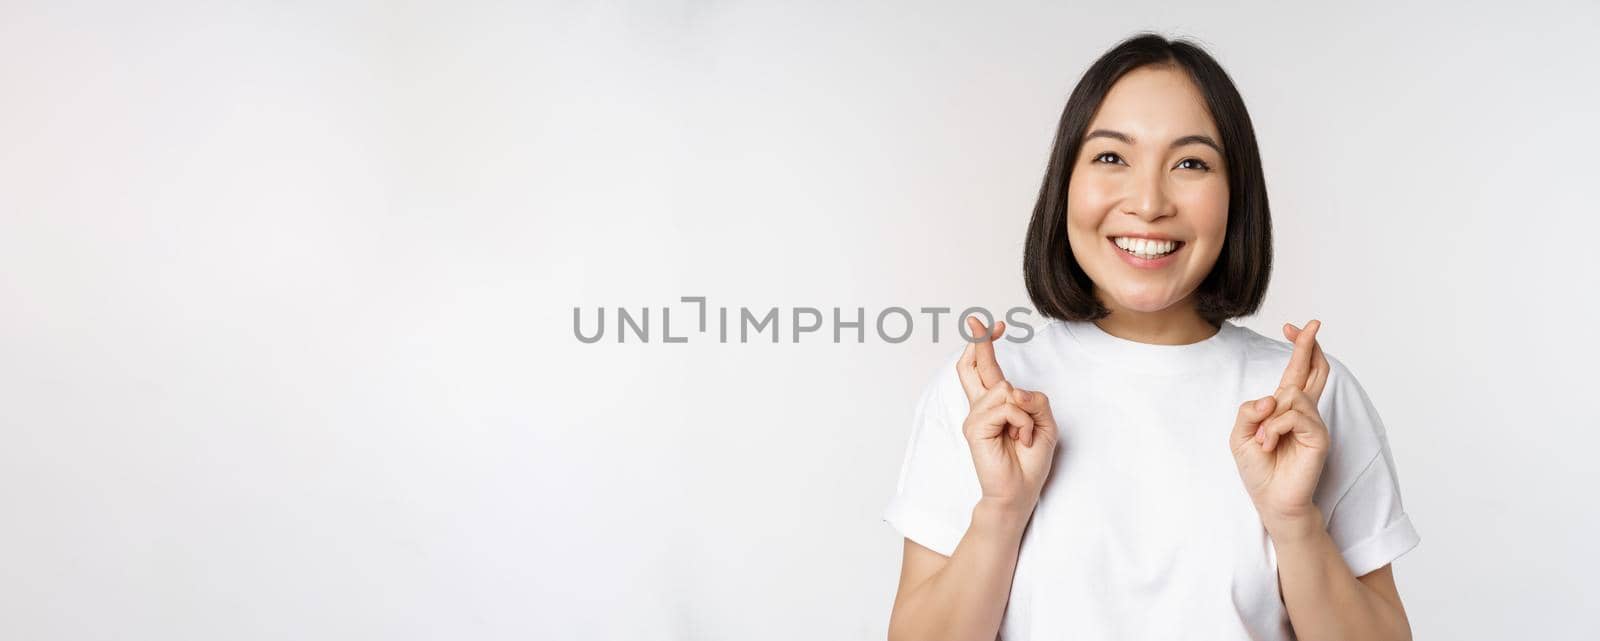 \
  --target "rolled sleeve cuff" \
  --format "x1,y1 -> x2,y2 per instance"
883,495 -> 966,558
1337,512 -> 1420,577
